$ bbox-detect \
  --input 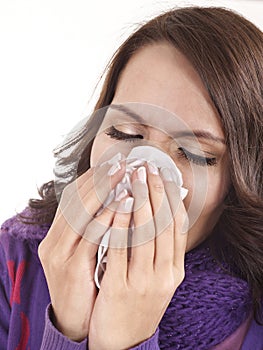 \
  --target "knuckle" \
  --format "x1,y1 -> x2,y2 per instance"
129,278 -> 149,296
108,286 -> 125,299
92,207 -> 115,227
174,268 -> 185,285
38,239 -> 50,262
49,254 -> 62,271
178,270 -> 185,284
84,225 -> 103,244
158,280 -> 175,297
102,206 -> 115,217
156,270 -> 179,296
110,237 -> 128,250
152,181 -> 164,193
136,284 -> 148,297
115,219 -> 129,229
133,224 -> 155,244
173,215 -> 185,231
132,181 -> 149,199
37,241 -> 45,261
158,255 -> 172,267
163,220 -> 174,234
155,217 -> 173,237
